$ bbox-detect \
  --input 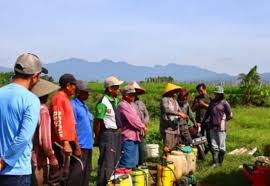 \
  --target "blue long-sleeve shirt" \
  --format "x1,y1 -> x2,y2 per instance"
71,97 -> 93,149
0,83 -> 40,175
